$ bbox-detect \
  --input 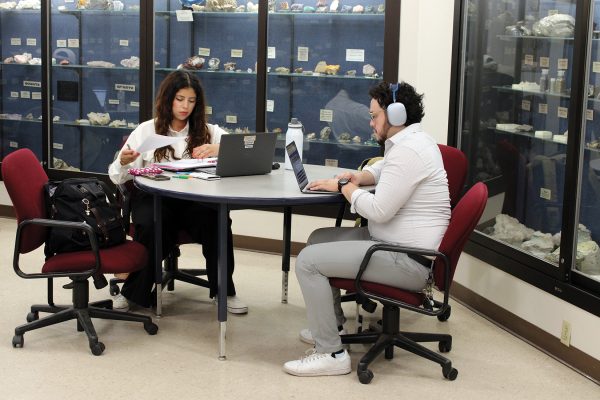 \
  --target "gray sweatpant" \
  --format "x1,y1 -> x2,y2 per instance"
295,226 -> 430,353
